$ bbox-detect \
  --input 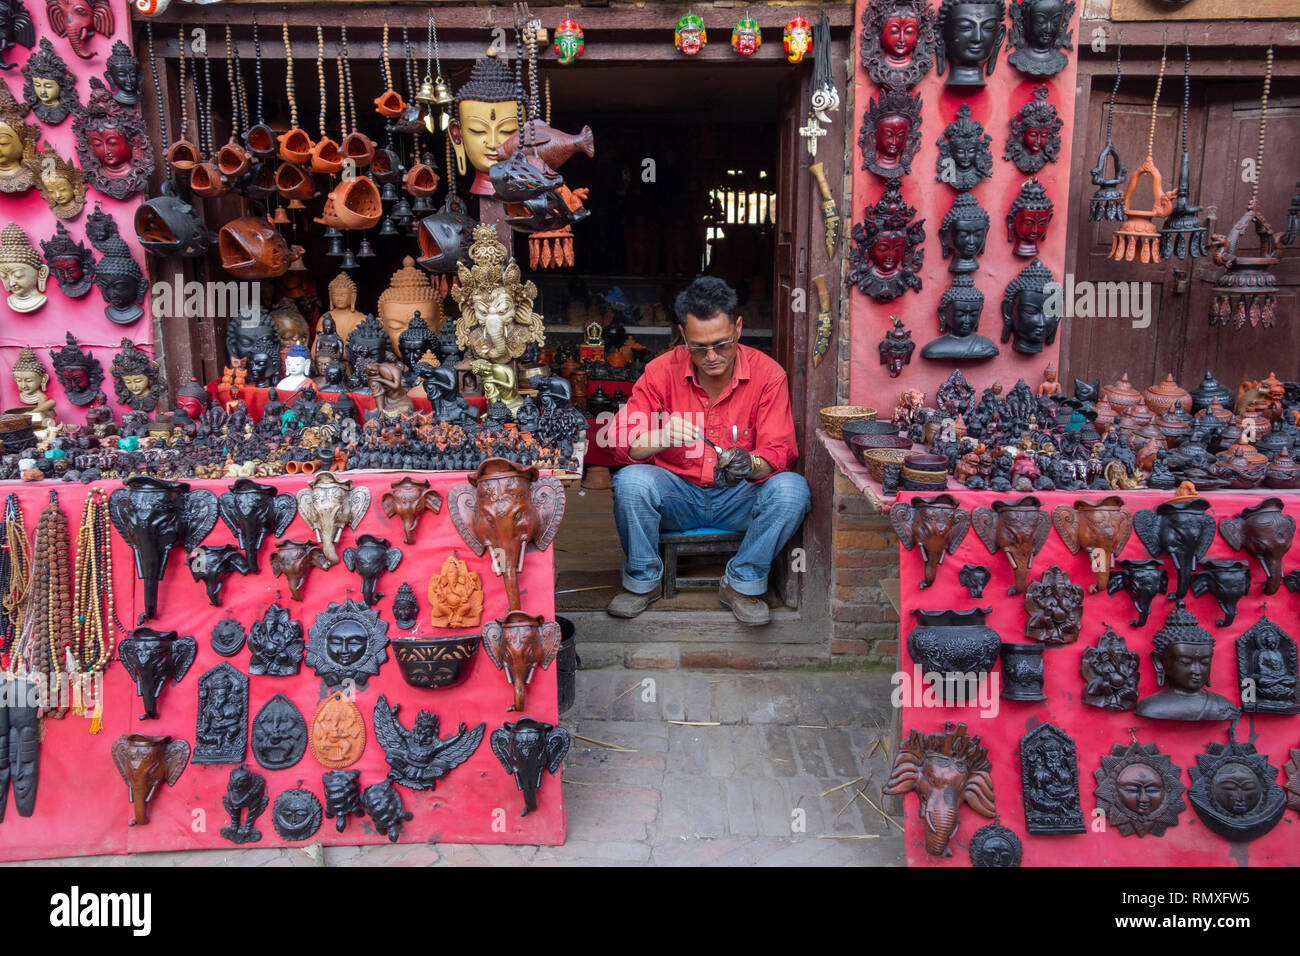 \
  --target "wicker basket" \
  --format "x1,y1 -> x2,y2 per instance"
820,405 -> 877,439
862,447 -> 910,482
